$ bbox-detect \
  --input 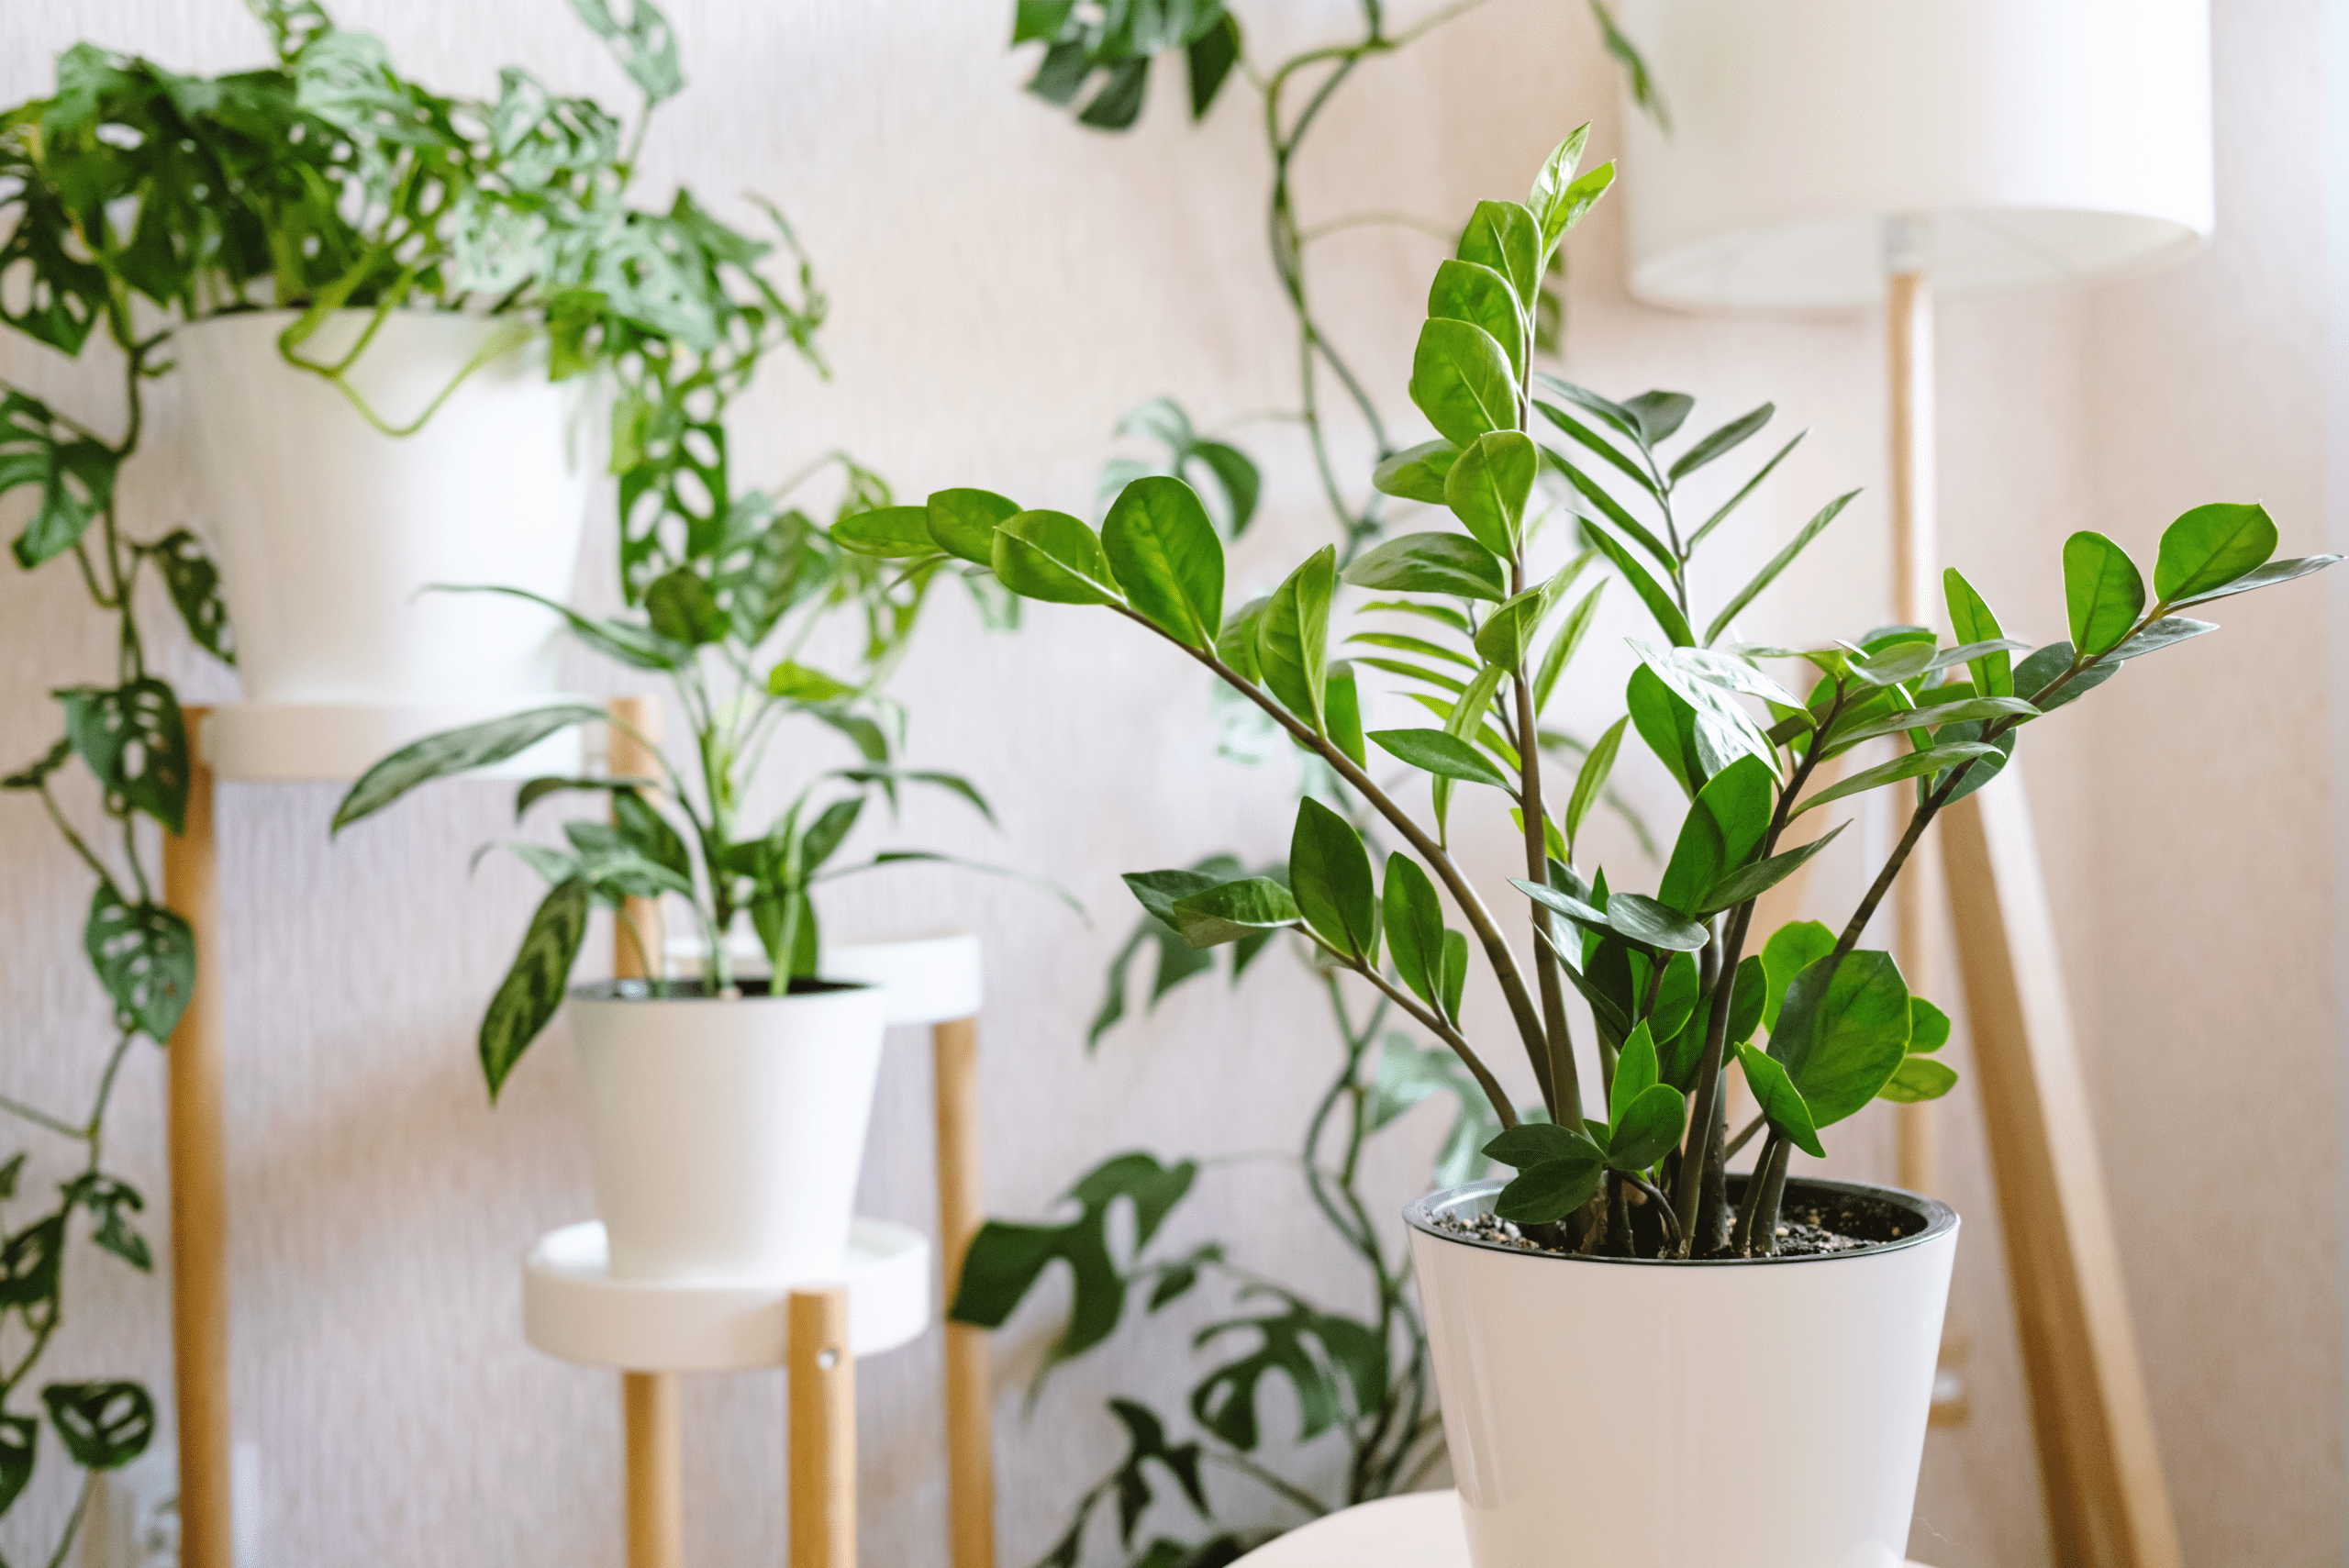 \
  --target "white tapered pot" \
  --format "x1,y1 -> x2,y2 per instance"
173,309 -> 597,779
1407,1177 -> 1957,1568
569,981 -> 889,1283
